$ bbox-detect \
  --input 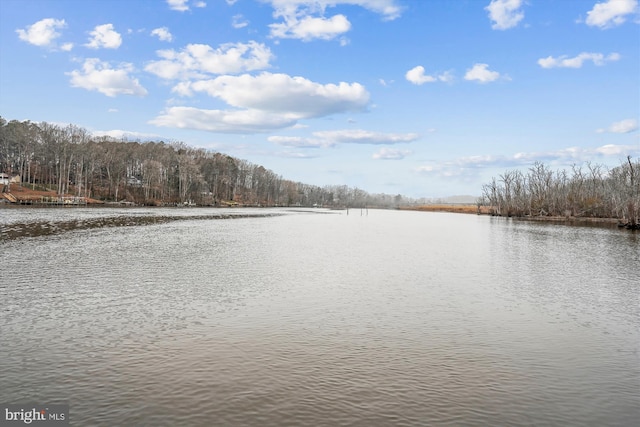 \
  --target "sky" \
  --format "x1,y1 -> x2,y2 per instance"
1,0 -> 639,198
